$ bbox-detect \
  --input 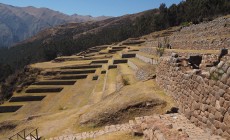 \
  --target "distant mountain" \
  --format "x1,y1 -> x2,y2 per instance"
0,3 -> 110,47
